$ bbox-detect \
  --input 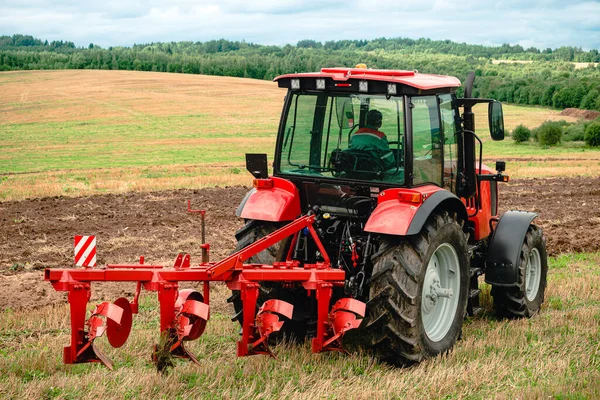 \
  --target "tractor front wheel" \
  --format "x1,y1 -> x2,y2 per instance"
491,225 -> 548,318
366,211 -> 469,365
